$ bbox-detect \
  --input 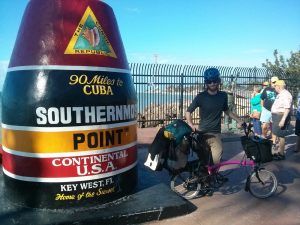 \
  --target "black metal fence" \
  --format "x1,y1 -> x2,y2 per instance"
129,63 -> 294,127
